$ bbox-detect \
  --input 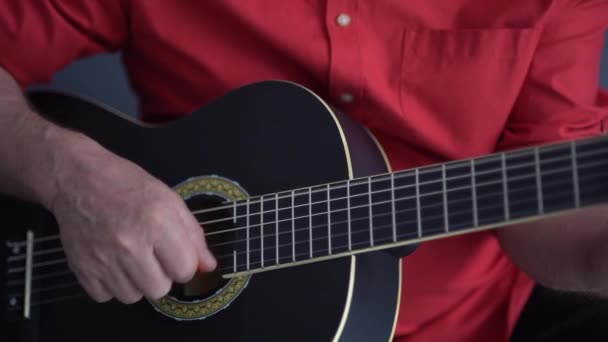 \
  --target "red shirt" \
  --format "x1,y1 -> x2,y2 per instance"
1,1 -> 607,341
